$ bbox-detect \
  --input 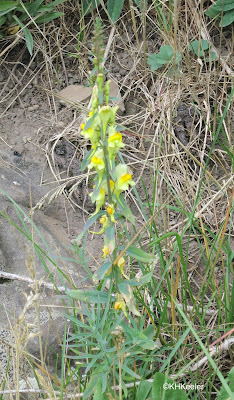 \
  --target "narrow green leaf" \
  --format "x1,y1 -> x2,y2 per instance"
205,6 -> 220,18
36,5 -> 55,12
217,367 -> 234,400
136,381 -> 152,400
121,364 -> 141,379
66,289 -> 110,303
93,379 -> 109,400
107,0 -> 124,22
35,11 -> 63,24
45,0 -> 68,7
82,0 -> 100,15
16,0 -> 44,16
83,367 -> 106,400
134,0 -> 147,8
83,113 -> 97,130
0,15 -> 6,26
118,271 -> 153,289
117,195 -> 135,225
143,324 -> 155,340
28,0 -> 44,14
23,26 -> 33,55
0,1 -> 17,17
119,244 -> 156,262
13,15 -> 33,55
72,210 -> 103,245
81,149 -> 94,171
65,314 -> 92,330
174,301 -> 233,397
159,327 -> 190,373
93,261 -> 112,280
